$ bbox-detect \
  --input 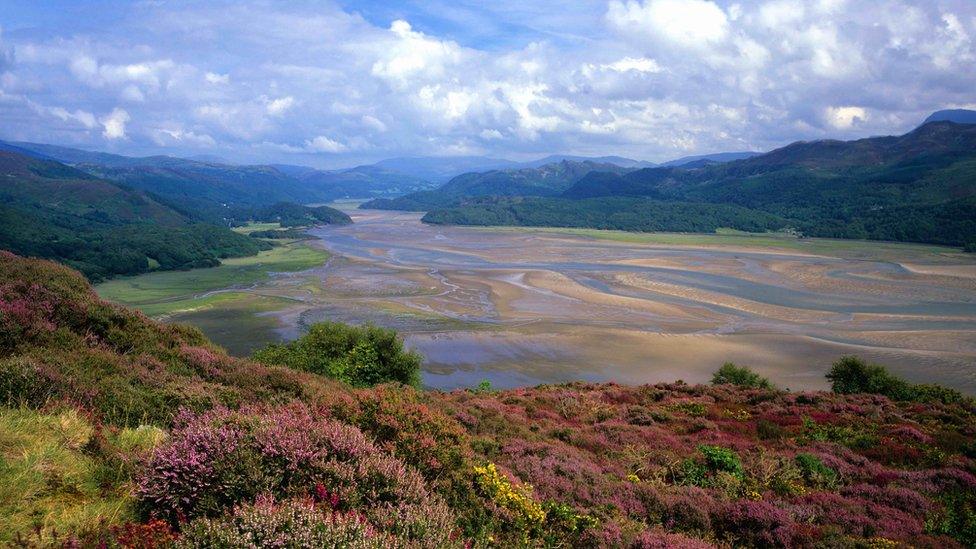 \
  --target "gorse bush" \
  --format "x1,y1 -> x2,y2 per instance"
711,362 -> 773,390
253,322 -> 422,388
